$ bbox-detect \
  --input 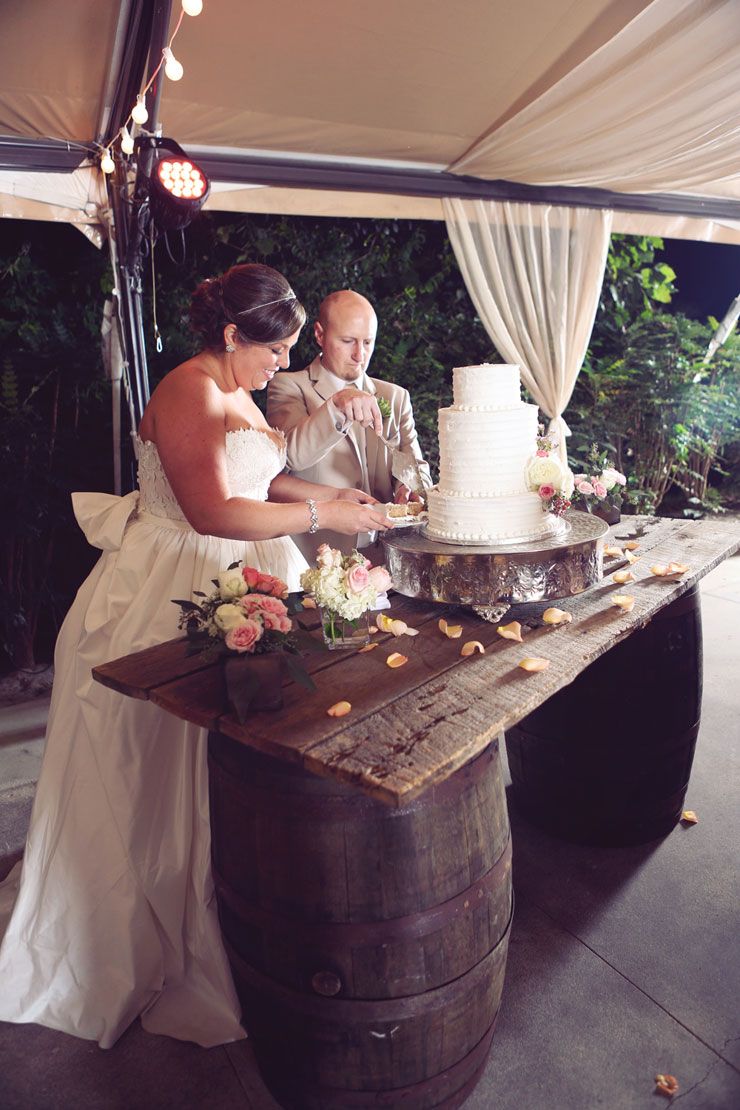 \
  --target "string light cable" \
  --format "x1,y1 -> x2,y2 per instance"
98,1 -> 203,174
